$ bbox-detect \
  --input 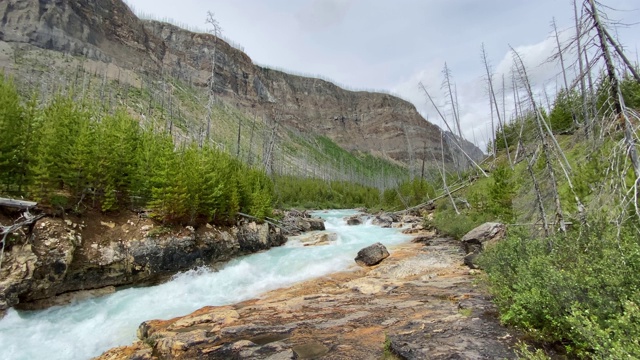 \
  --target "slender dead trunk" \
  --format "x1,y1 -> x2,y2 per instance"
419,83 -> 489,177
574,0 -> 590,136
527,146 -> 550,237
441,133 -> 459,215
482,44 -> 512,166
443,63 -> 463,140
552,18 -> 570,91
588,0 -> 621,114
236,117 -> 242,158
248,113 -> 257,166
511,46 -> 566,234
